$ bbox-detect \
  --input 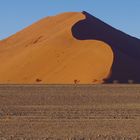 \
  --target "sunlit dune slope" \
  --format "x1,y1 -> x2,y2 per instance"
0,12 -> 113,84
